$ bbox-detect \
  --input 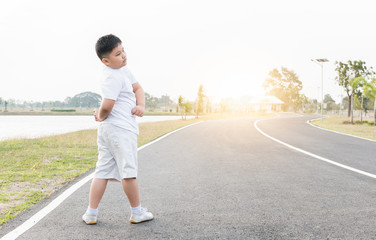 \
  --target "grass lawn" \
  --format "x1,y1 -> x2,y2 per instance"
0,112 -> 271,226
311,115 -> 376,141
